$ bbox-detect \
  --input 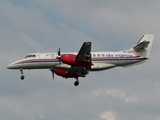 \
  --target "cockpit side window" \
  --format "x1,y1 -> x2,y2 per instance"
25,54 -> 36,58
25,55 -> 29,58
32,55 -> 36,57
